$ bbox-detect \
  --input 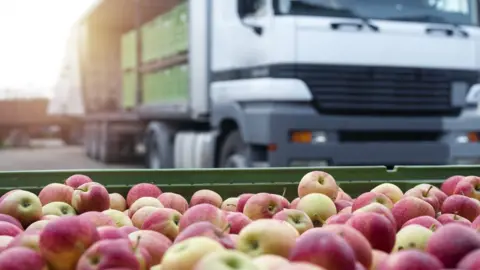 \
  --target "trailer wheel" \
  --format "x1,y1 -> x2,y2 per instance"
145,122 -> 174,169
219,130 -> 249,168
